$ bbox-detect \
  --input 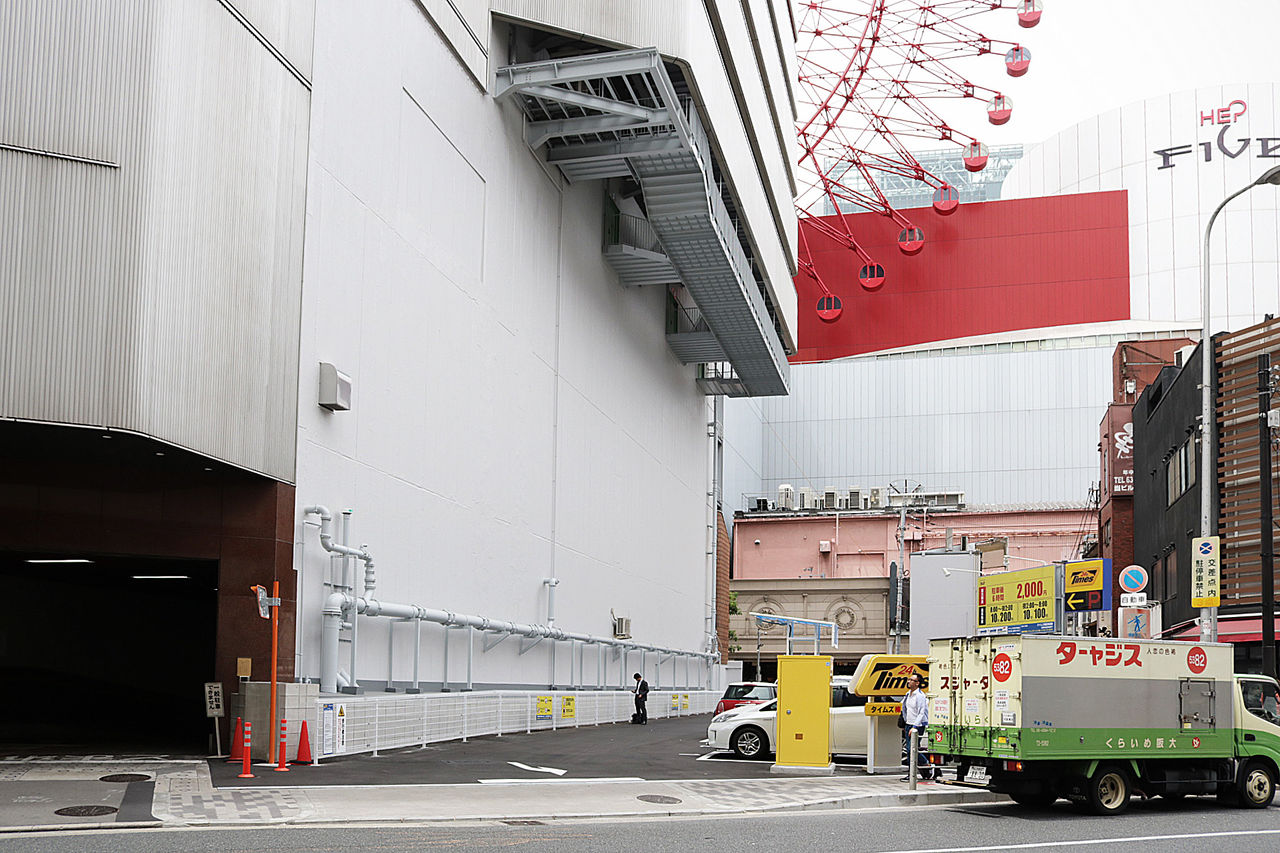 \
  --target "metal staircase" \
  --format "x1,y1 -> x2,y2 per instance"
495,48 -> 789,397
